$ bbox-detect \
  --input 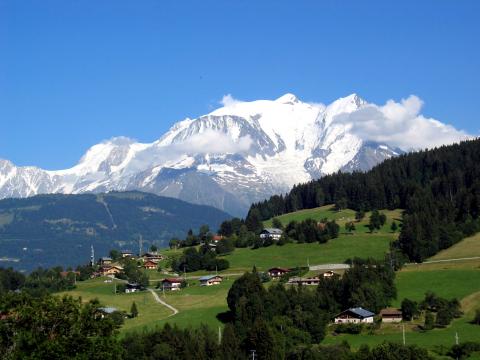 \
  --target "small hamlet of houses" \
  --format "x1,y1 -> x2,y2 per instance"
93,235 -> 403,325
266,265 -> 402,324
